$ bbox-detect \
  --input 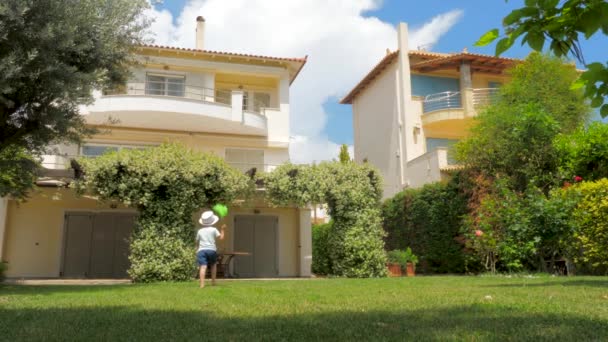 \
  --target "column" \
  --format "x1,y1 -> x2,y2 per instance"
460,62 -> 474,116
231,90 -> 244,122
298,207 -> 312,277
